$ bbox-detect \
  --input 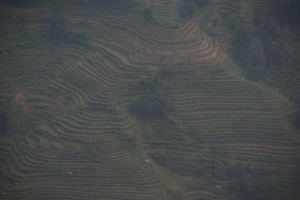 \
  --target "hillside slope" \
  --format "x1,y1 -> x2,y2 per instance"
0,1 -> 299,200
